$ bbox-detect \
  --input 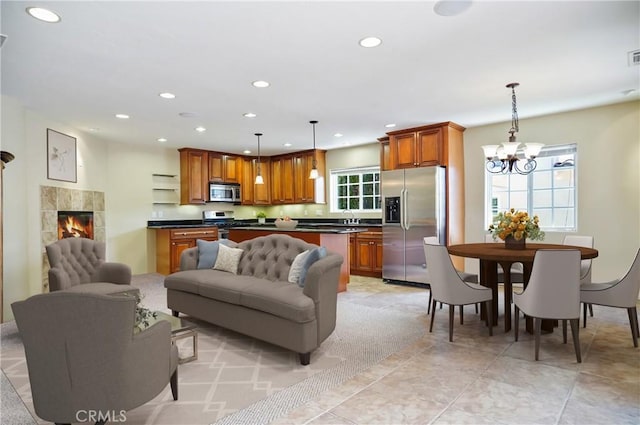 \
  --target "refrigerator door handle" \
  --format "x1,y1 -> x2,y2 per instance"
402,188 -> 409,230
399,188 -> 405,230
